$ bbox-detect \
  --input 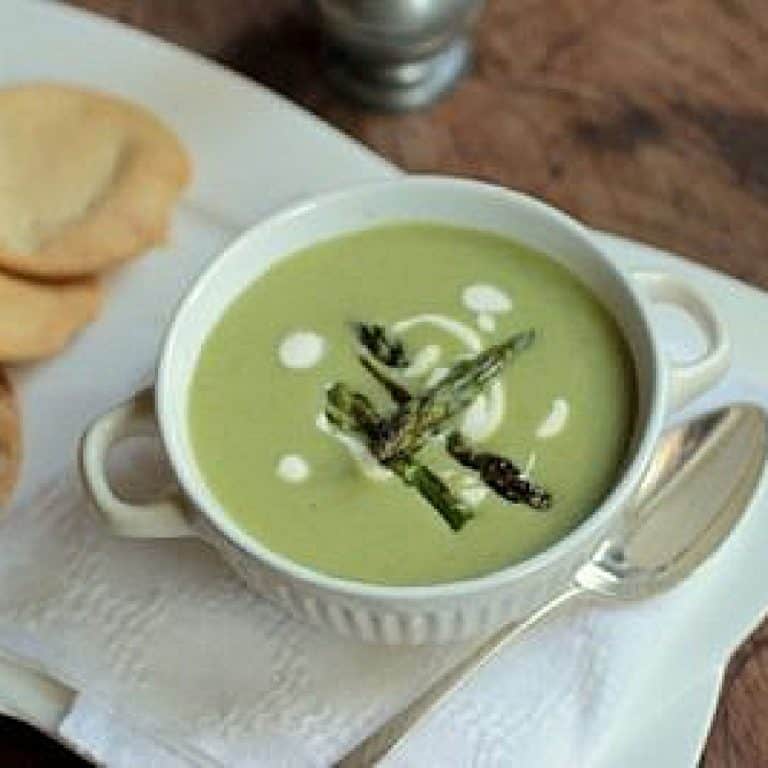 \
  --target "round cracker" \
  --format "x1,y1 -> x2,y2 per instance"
0,369 -> 20,507
0,270 -> 103,362
0,83 -> 191,279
